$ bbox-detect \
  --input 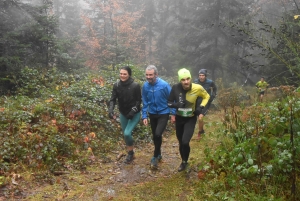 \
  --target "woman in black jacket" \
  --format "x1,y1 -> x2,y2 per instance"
108,66 -> 141,164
